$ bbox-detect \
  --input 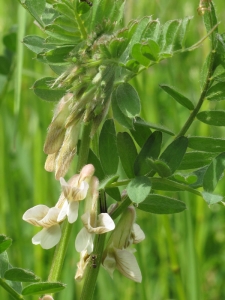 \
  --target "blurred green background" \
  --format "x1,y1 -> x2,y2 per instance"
1,0 -> 225,299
